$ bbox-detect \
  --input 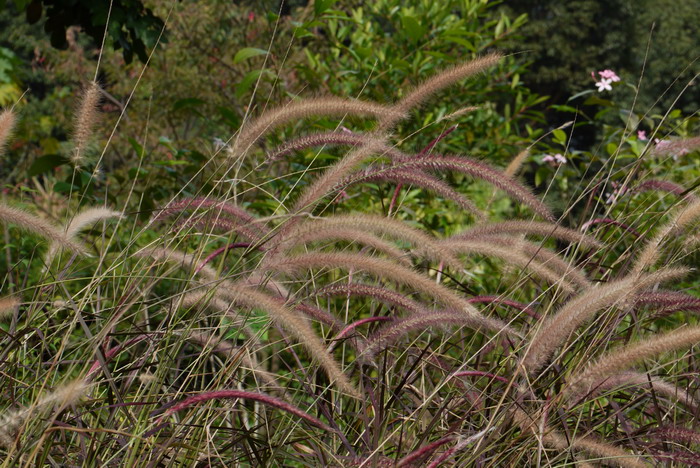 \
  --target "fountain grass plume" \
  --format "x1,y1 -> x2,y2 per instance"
633,197 -> 700,273
504,149 -> 530,177
0,108 -> 16,155
152,196 -> 269,239
216,283 -> 361,398
441,238 -> 580,293
290,135 -> 391,217
265,131 -> 406,163
387,52 -> 502,125
653,426 -> 700,446
522,267 -> 689,374
137,246 -> 218,280
280,214 -> 463,269
72,81 -> 100,166
156,389 -> 333,432
651,136 -> 700,158
454,220 -> 602,248
635,290 -> 700,315
359,310 -> 484,361
274,251 -> 517,337
317,282 -> 427,316
354,168 -> 485,218
0,203 -> 86,254
0,295 -> 19,320
565,324 -> 700,400
229,97 -> 403,158
634,179 -> 698,200
46,206 -> 121,263
392,155 -> 554,221
283,225 -> 412,266
482,236 -> 591,289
